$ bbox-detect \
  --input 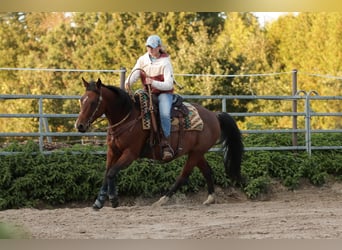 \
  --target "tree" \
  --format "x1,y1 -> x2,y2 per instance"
267,12 -> 342,129
1,12 -> 341,136
209,12 -> 271,116
0,13 -> 33,133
